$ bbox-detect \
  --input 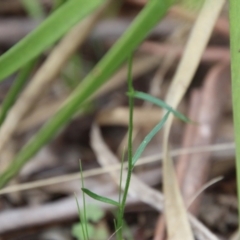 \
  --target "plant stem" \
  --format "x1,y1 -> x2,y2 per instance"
118,149 -> 125,204
80,161 -> 89,240
116,54 -> 134,239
